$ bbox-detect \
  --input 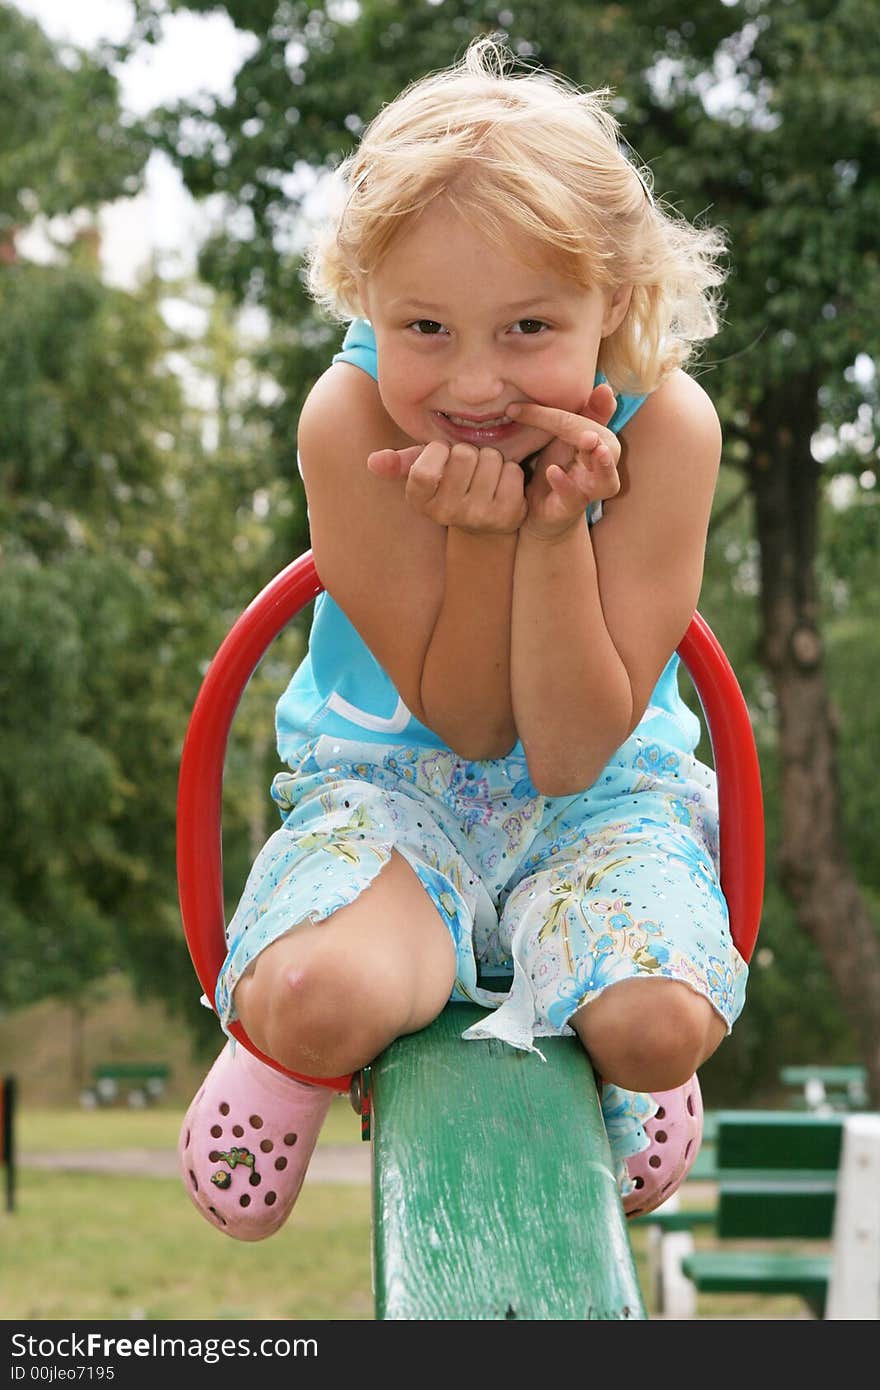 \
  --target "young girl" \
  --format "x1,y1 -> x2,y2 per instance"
179,37 -> 747,1241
